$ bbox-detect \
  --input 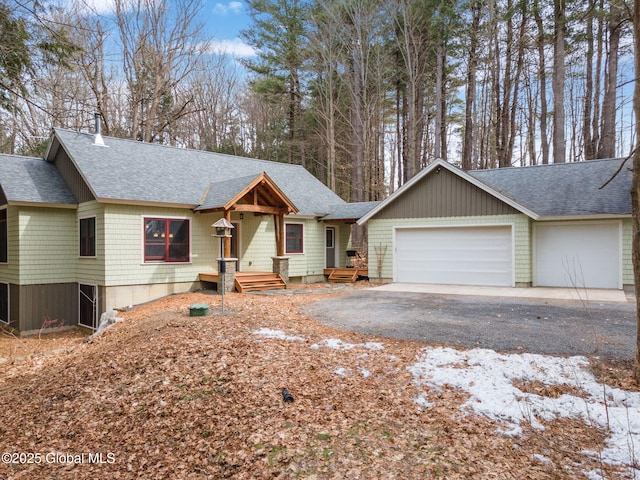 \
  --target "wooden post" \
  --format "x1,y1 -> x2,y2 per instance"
276,213 -> 285,257
224,210 -> 232,258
